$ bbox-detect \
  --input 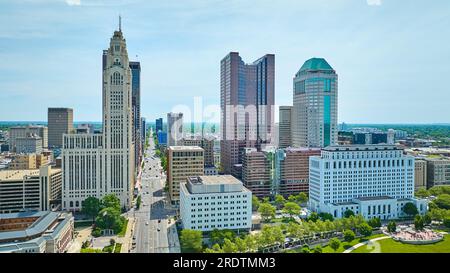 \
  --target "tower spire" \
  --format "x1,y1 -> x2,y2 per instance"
119,14 -> 122,31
